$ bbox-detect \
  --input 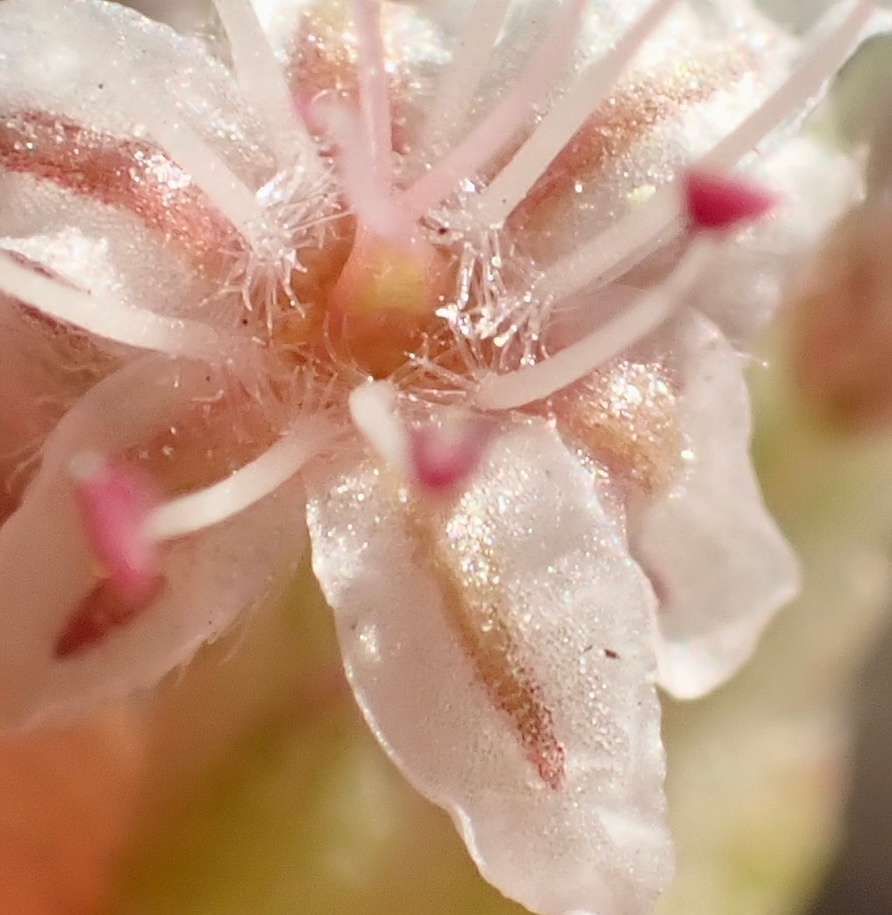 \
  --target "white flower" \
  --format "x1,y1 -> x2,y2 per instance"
0,0 -> 870,912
